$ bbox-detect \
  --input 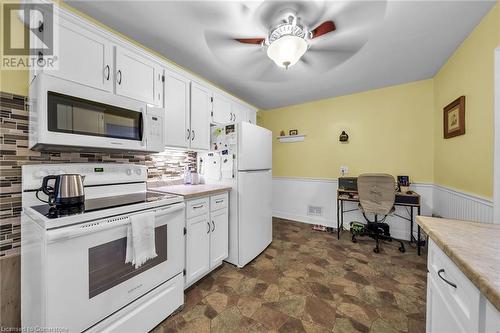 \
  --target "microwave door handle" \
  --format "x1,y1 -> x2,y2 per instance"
141,107 -> 147,147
